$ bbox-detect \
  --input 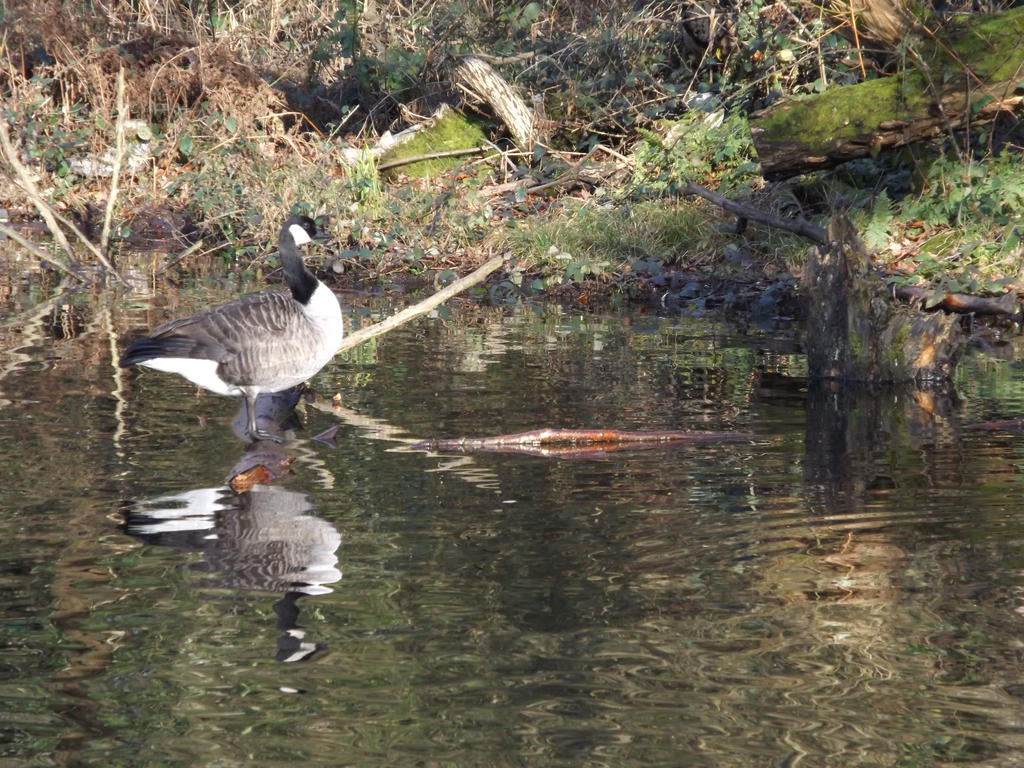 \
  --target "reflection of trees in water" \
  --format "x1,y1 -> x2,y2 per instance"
124,484 -> 341,662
